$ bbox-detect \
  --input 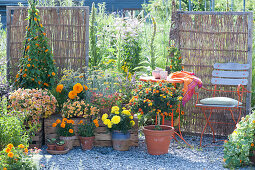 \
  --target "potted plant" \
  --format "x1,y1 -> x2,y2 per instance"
223,111 -> 255,168
130,81 -> 182,155
52,118 -> 75,150
47,138 -> 56,150
77,119 -> 99,150
102,106 -> 135,151
56,140 -> 65,151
